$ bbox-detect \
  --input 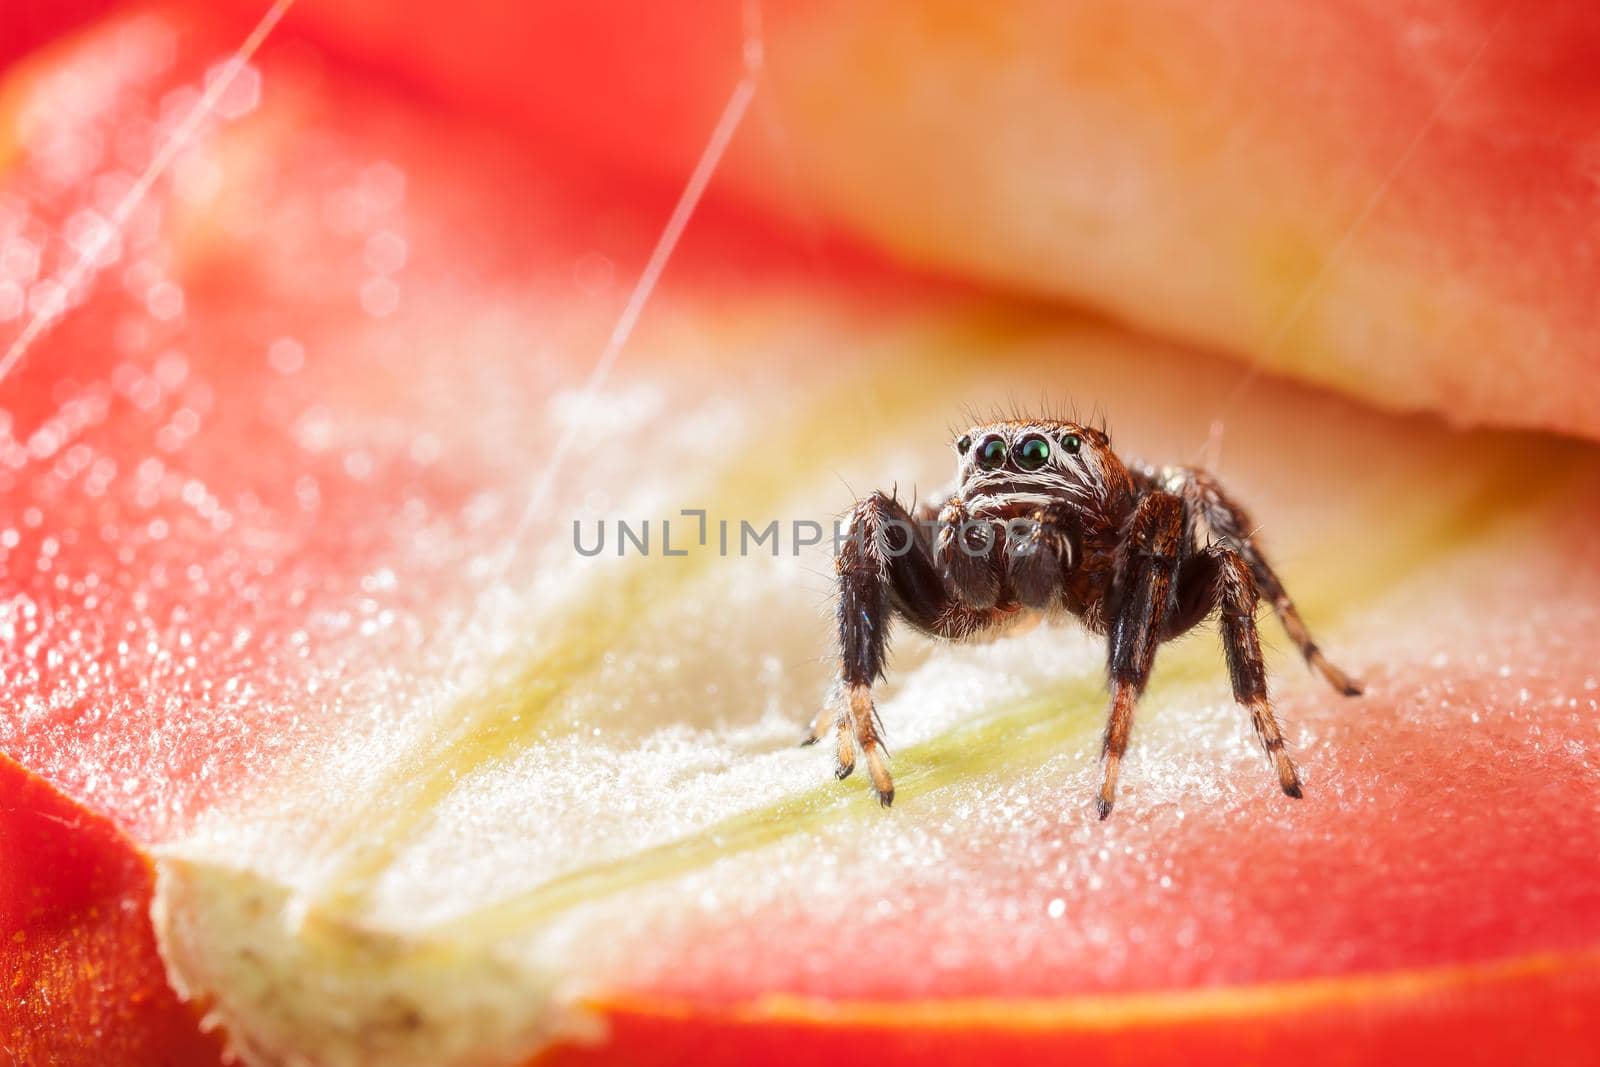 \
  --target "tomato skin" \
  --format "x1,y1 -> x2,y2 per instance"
544,971 -> 1600,1067
0,756 -> 227,1067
